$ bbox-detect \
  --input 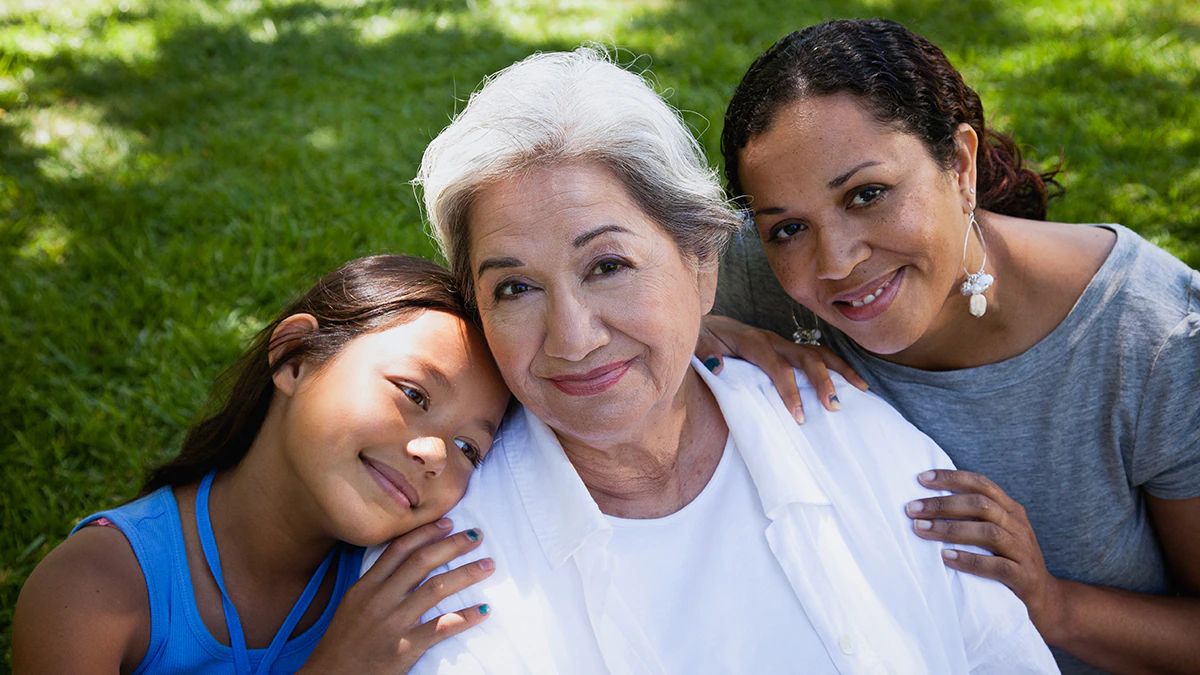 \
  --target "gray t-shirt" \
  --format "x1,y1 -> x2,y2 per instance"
715,223 -> 1200,675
